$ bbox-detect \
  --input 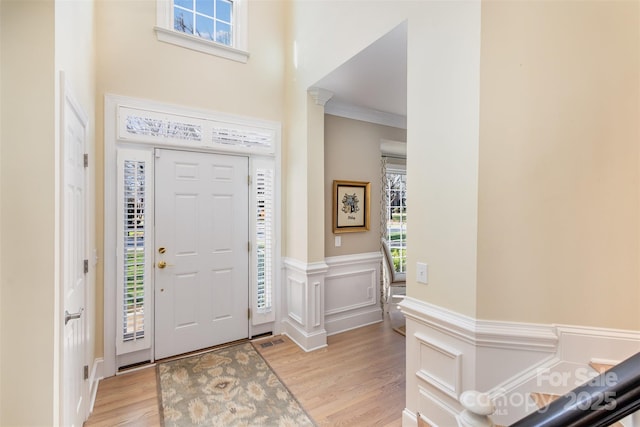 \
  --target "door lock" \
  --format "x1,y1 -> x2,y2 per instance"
157,261 -> 174,269
158,247 -> 166,254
